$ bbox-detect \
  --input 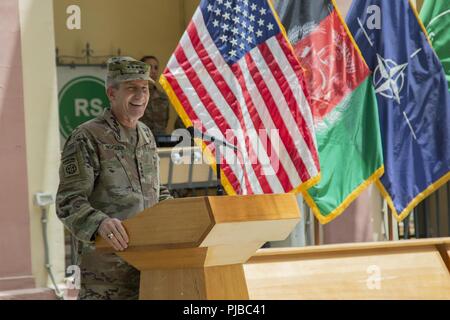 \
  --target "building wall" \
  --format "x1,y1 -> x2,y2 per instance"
19,0 -> 65,289
0,0 -> 34,291
53,0 -> 199,132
